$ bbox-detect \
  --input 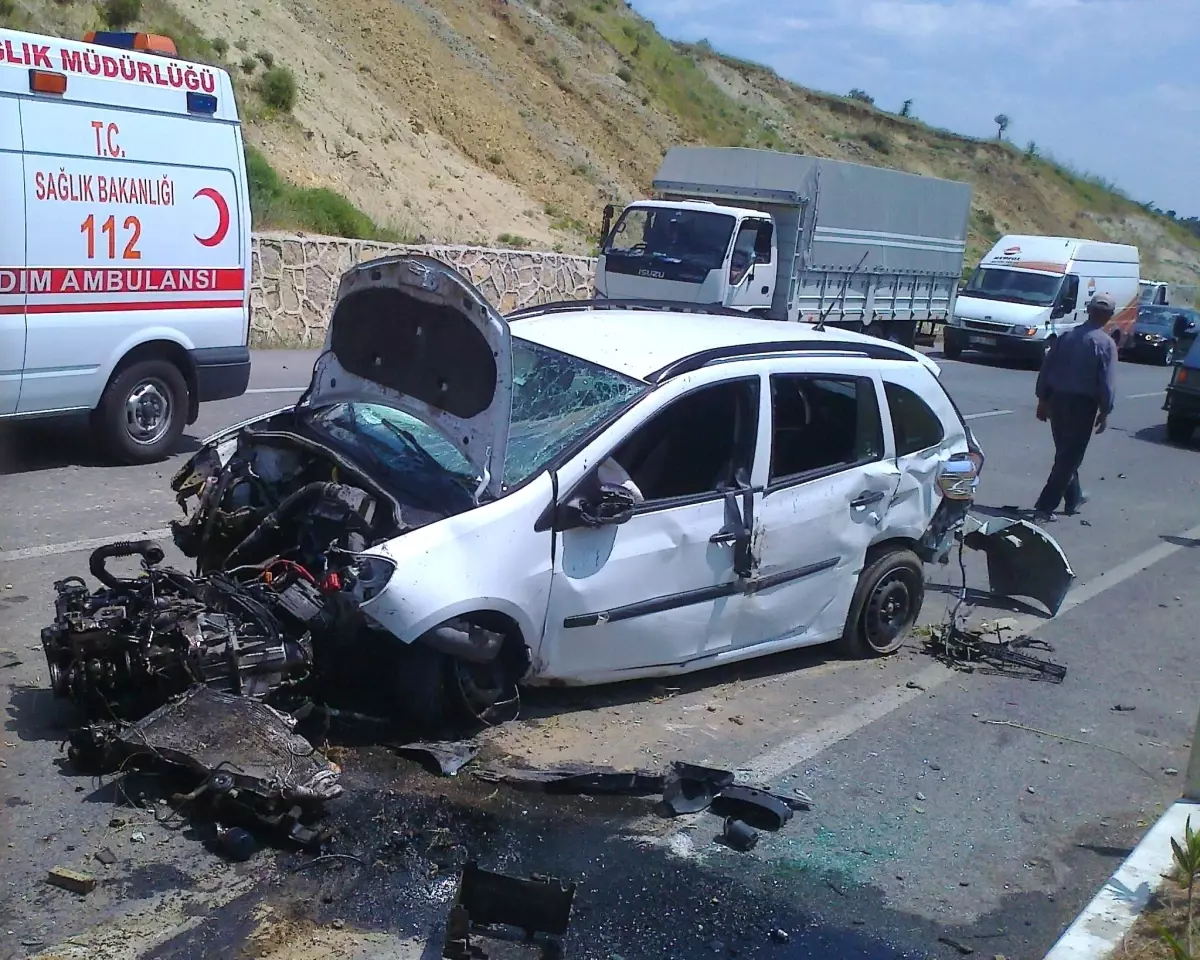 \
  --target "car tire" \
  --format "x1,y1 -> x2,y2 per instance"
838,548 -> 925,658
1166,414 -> 1195,445
96,359 -> 188,465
